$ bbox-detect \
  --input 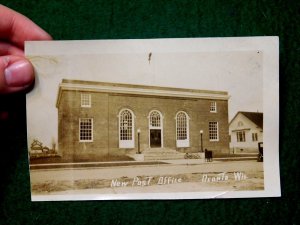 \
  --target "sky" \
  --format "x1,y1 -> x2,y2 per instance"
26,41 -> 263,148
